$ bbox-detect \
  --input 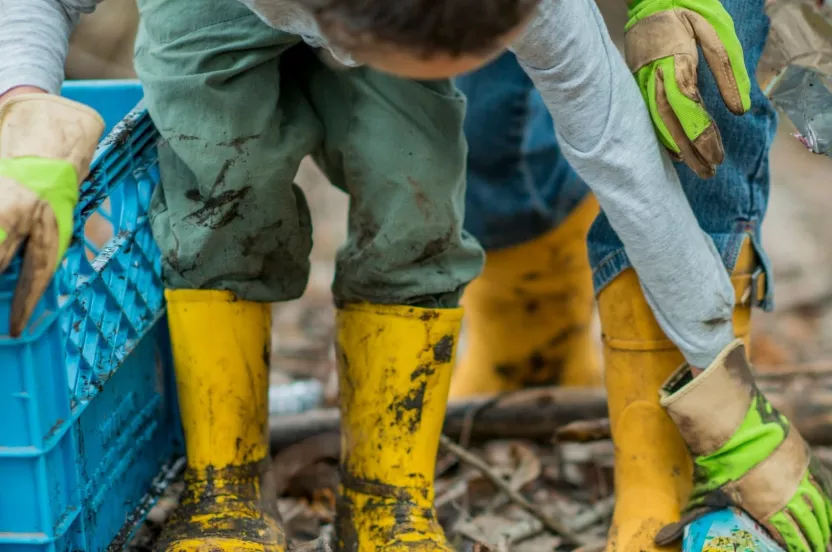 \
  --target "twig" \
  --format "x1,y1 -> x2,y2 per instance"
279,500 -> 308,524
500,516 -> 547,546
555,418 -> 611,443
438,435 -> 587,547
571,496 -> 615,532
290,537 -> 332,552
435,471 -> 480,509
